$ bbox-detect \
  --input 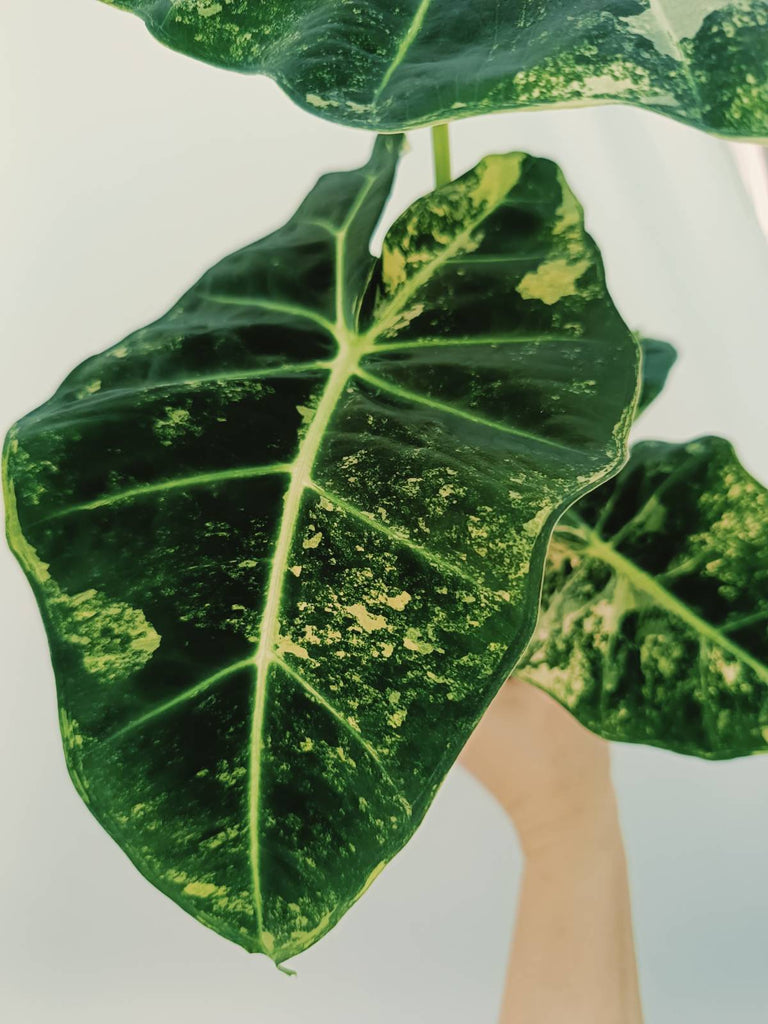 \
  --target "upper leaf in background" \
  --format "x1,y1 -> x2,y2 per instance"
4,137 -> 639,962
520,437 -> 768,758
99,0 -> 768,138
637,337 -> 677,415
